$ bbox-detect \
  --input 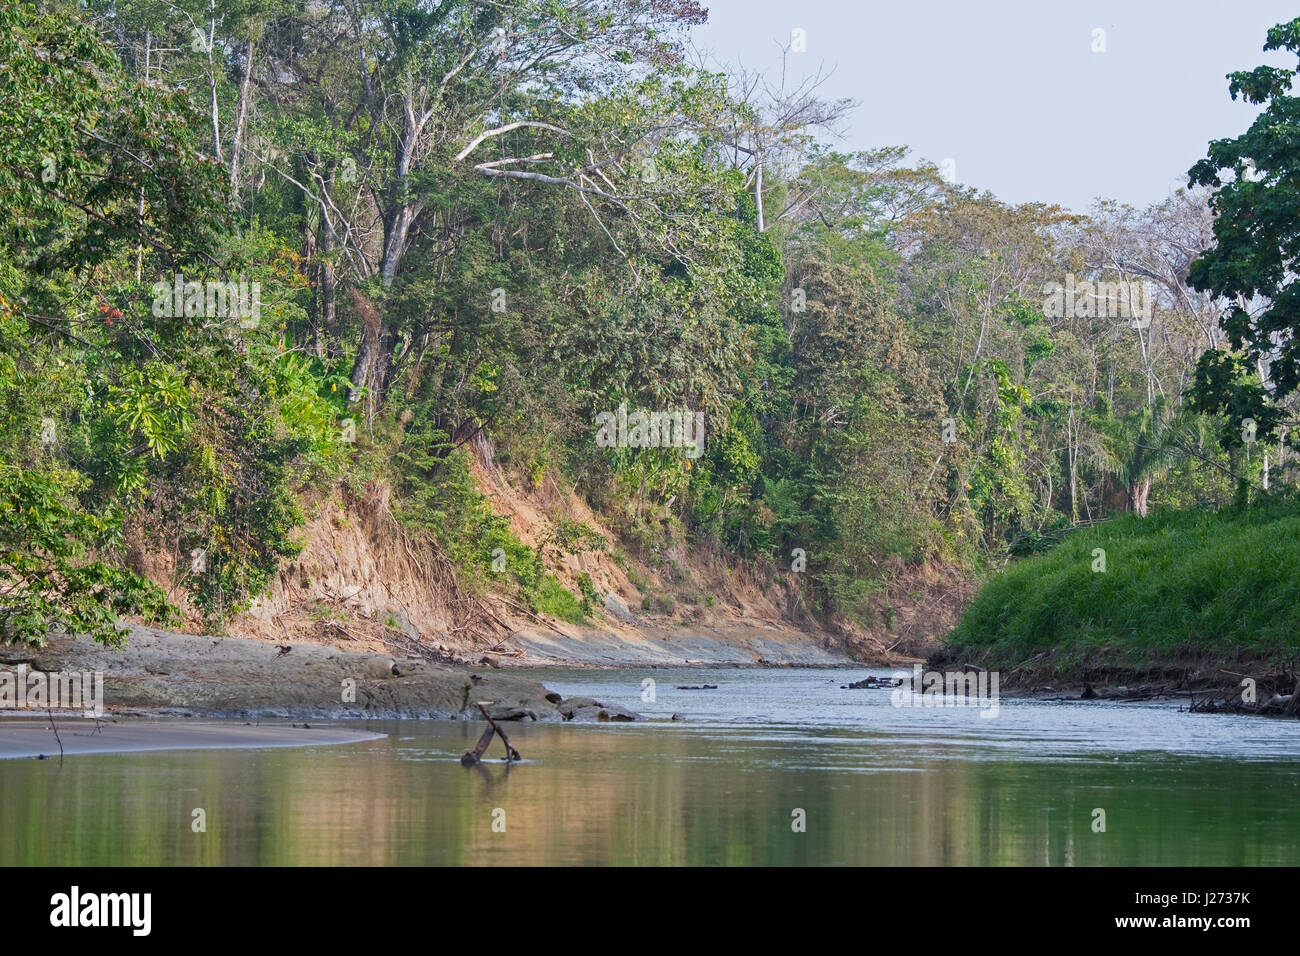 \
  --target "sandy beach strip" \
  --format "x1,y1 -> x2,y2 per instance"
0,717 -> 385,760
